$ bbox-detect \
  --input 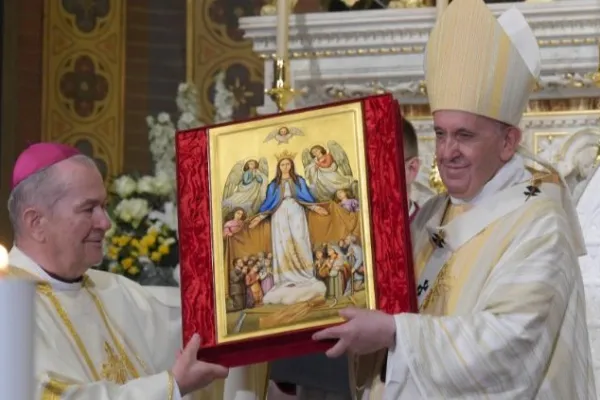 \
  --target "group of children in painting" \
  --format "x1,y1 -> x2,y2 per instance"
314,235 -> 365,298
227,233 -> 365,313
227,252 -> 274,312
